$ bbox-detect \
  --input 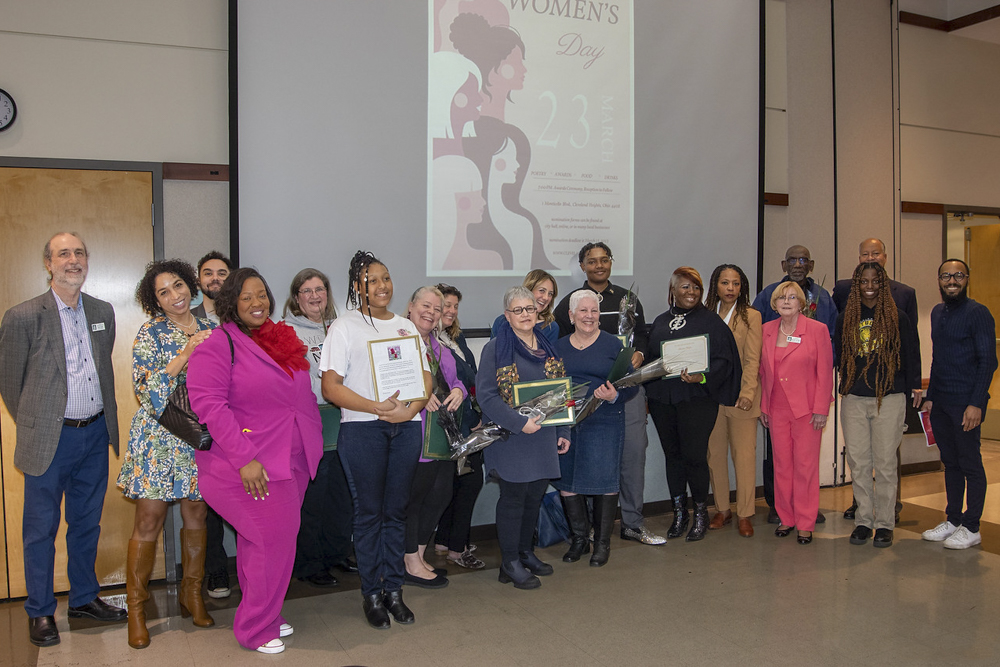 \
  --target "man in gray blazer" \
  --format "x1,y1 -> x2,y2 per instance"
0,232 -> 126,647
